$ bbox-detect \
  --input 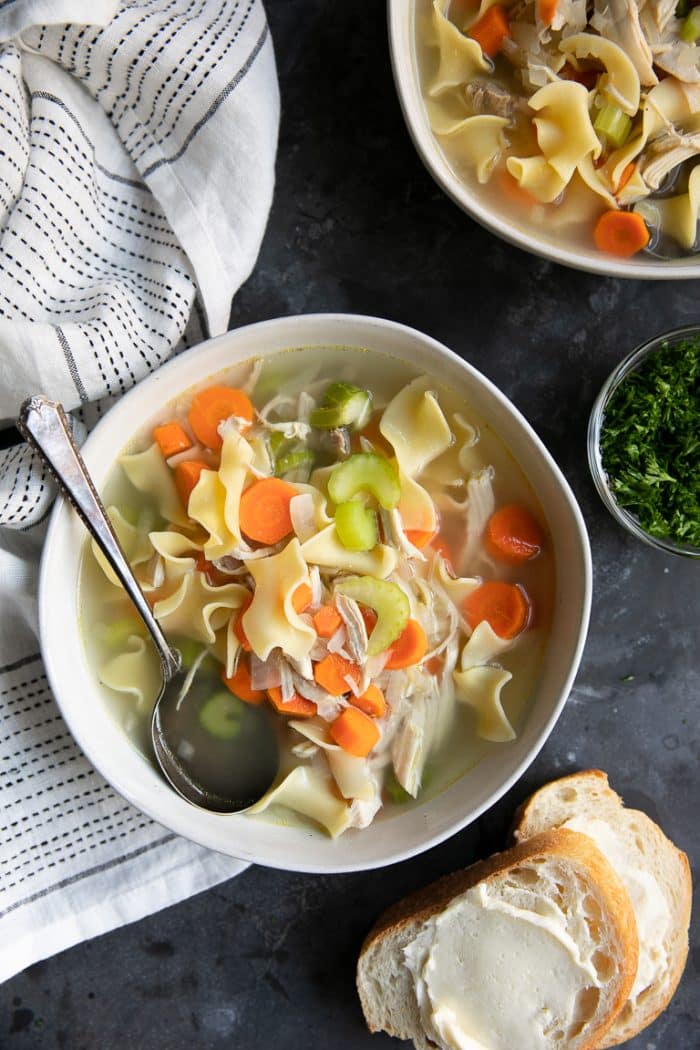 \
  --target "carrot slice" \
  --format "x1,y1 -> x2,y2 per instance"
153,421 -> 192,459
314,653 -> 361,697
233,594 -> 253,652
464,582 -> 530,640
404,527 -> 438,549
329,707 -> 380,757
497,168 -> 538,208
425,655 -> 444,676
594,210 -> 649,257
615,162 -> 636,195
351,683 -> 386,719
468,5 -> 511,57
486,504 -> 544,564
359,606 -> 377,635
312,604 -> 343,638
239,477 -> 296,545
292,582 -> 313,614
267,686 -> 317,718
385,619 -> 429,670
221,659 -> 264,705
174,459 -> 208,508
537,0 -> 558,26
187,386 -> 254,450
